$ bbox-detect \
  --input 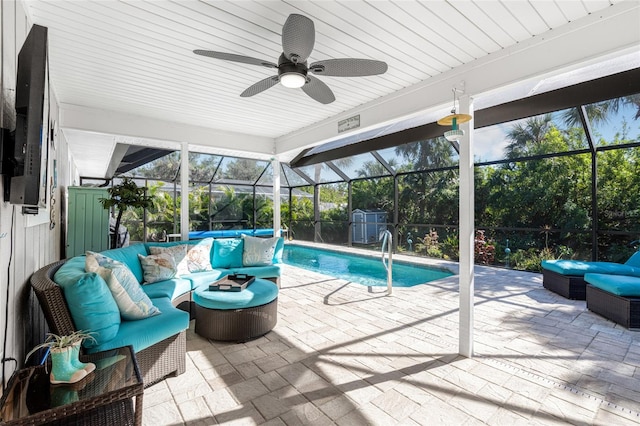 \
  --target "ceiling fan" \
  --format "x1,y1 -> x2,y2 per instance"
194,14 -> 388,104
